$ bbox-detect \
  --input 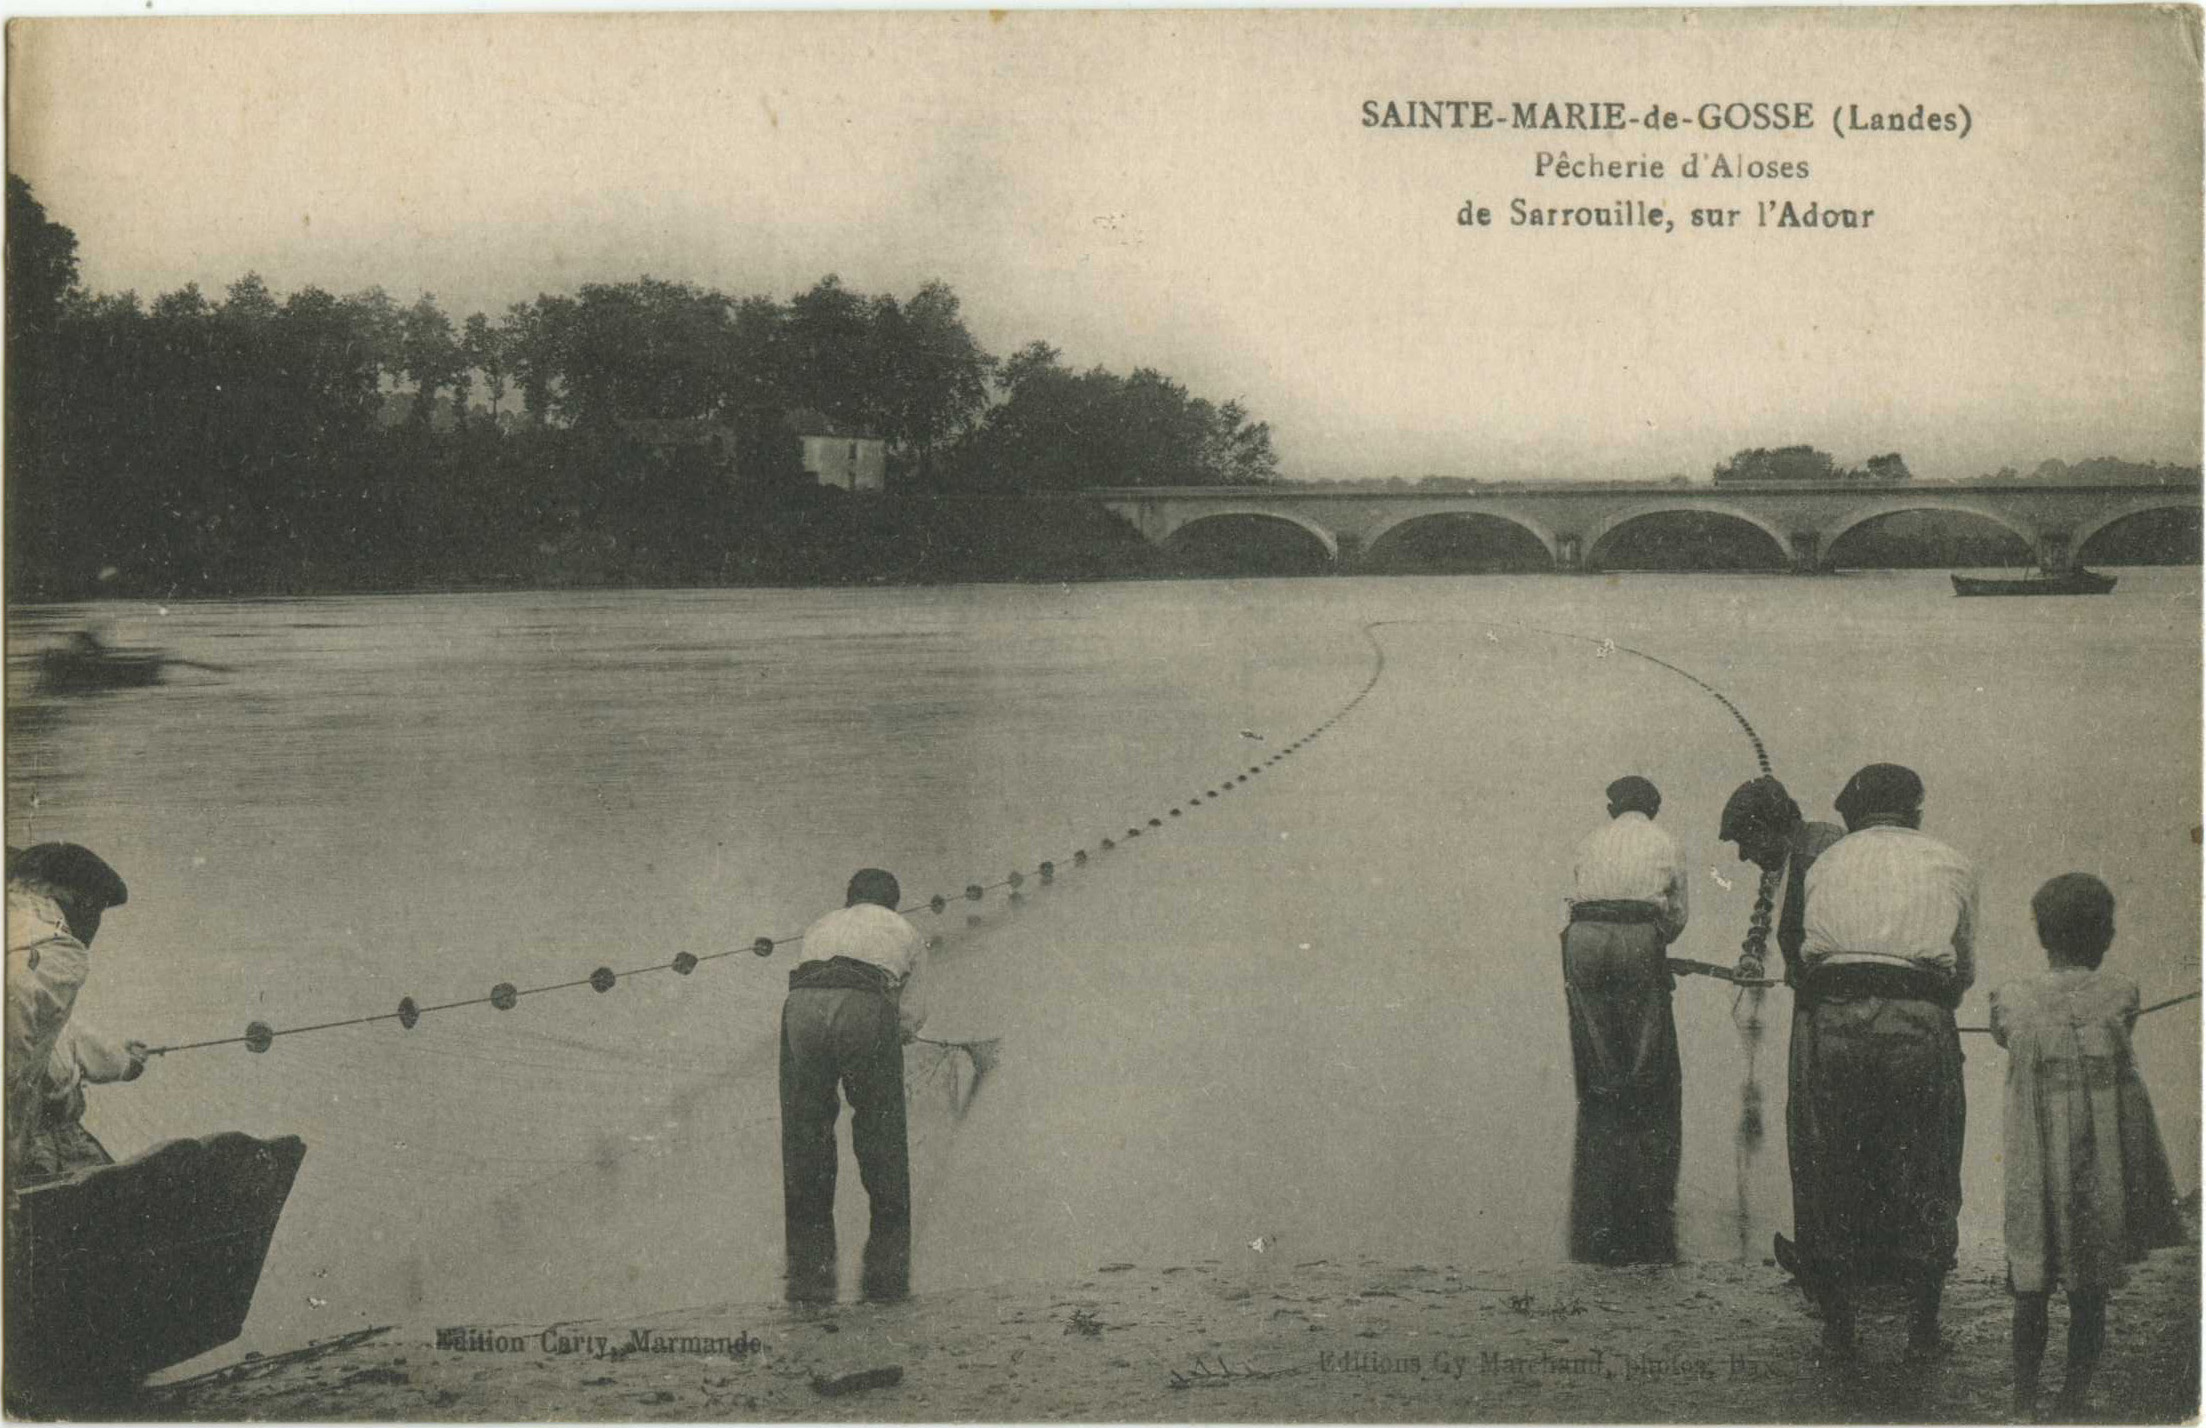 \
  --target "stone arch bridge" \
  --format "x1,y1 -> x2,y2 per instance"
1091,483 -> 2200,572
